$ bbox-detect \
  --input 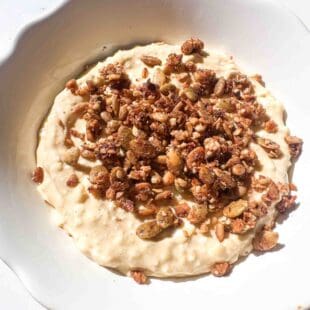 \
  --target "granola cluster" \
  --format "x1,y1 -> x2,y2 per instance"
33,39 -> 303,281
